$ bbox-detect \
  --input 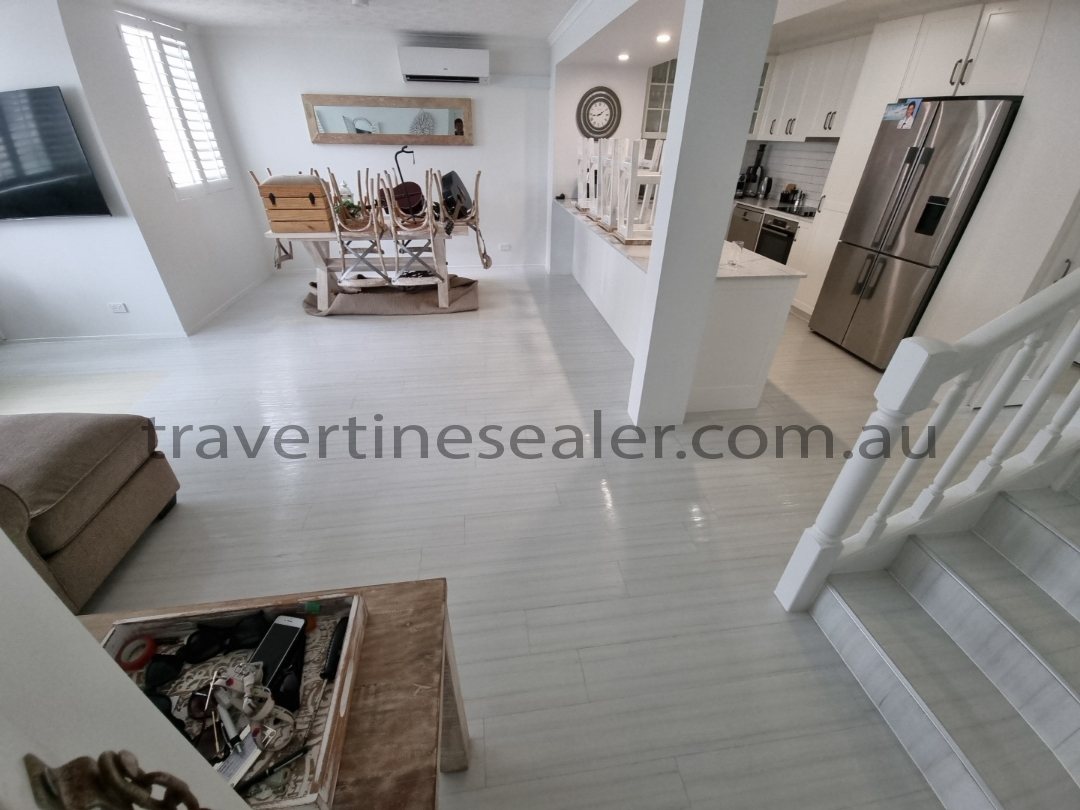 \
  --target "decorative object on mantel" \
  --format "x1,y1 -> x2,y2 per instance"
25,750 -> 206,810
301,94 -> 473,145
